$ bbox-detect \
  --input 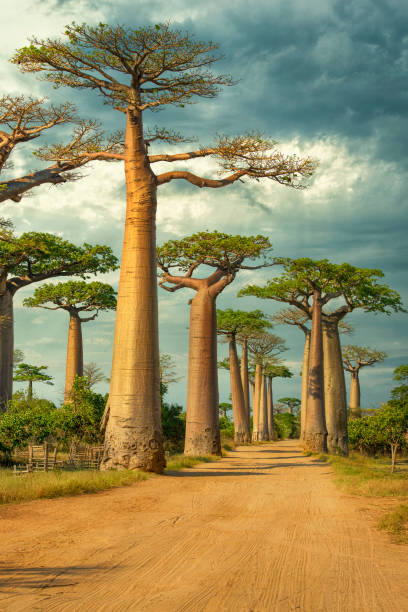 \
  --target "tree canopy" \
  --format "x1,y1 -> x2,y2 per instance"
23,280 -> 117,315
263,363 -> 293,379
239,258 -> 405,320
217,309 -> 272,338
342,345 -> 387,373
0,229 -> 118,294
247,332 -> 287,364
